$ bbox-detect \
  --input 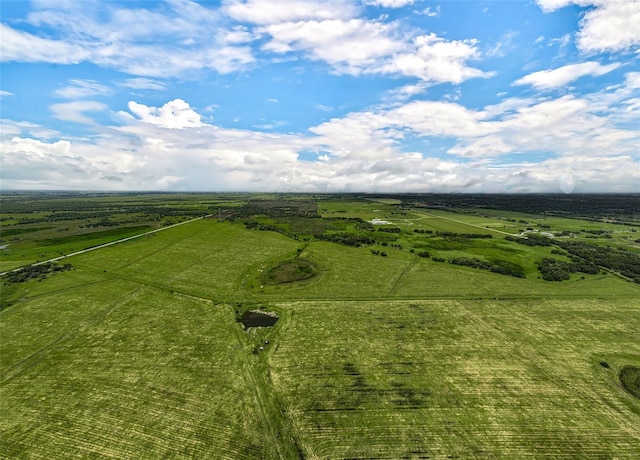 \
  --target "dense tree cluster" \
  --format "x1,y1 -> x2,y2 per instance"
436,231 -> 492,239
565,256 -> 600,275
376,227 -> 402,233
81,219 -> 122,228
4,262 -> 73,284
537,258 -> 572,281
537,257 -> 598,281
235,200 -> 318,219
448,257 -> 525,277
619,366 -> 640,399
315,232 -> 374,247
506,233 -> 553,246
17,212 -> 118,224
391,193 -> 640,223
355,221 -> 375,231
583,229 -> 612,235
242,212 -> 403,247
556,241 -> 640,282
243,221 -> 300,240
505,231 -> 639,282
243,221 -> 279,232
14,206 -> 203,225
